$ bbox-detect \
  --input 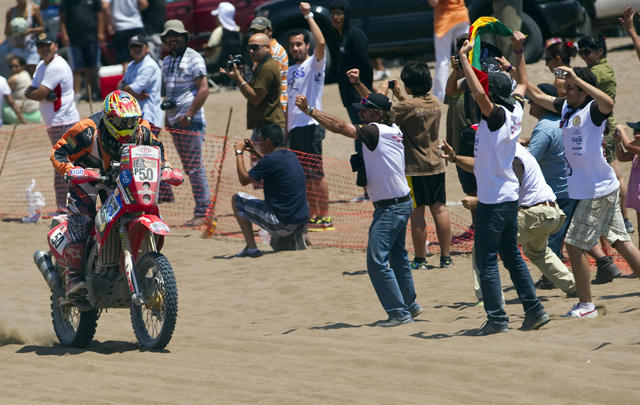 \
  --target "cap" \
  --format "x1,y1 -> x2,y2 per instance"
525,83 -> 558,100
488,72 -> 516,106
351,93 -> 392,111
35,32 -> 54,45
627,121 -> 640,131
211,2 -> 235,15
249,16 -> 272,31
128,35 -> 148,47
